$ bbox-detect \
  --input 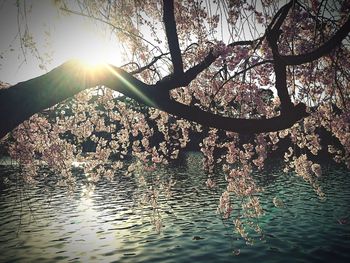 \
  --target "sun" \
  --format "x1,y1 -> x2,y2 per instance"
74,45 -> 119,68
79,53 -> 109,68
71,30 -> 121,68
